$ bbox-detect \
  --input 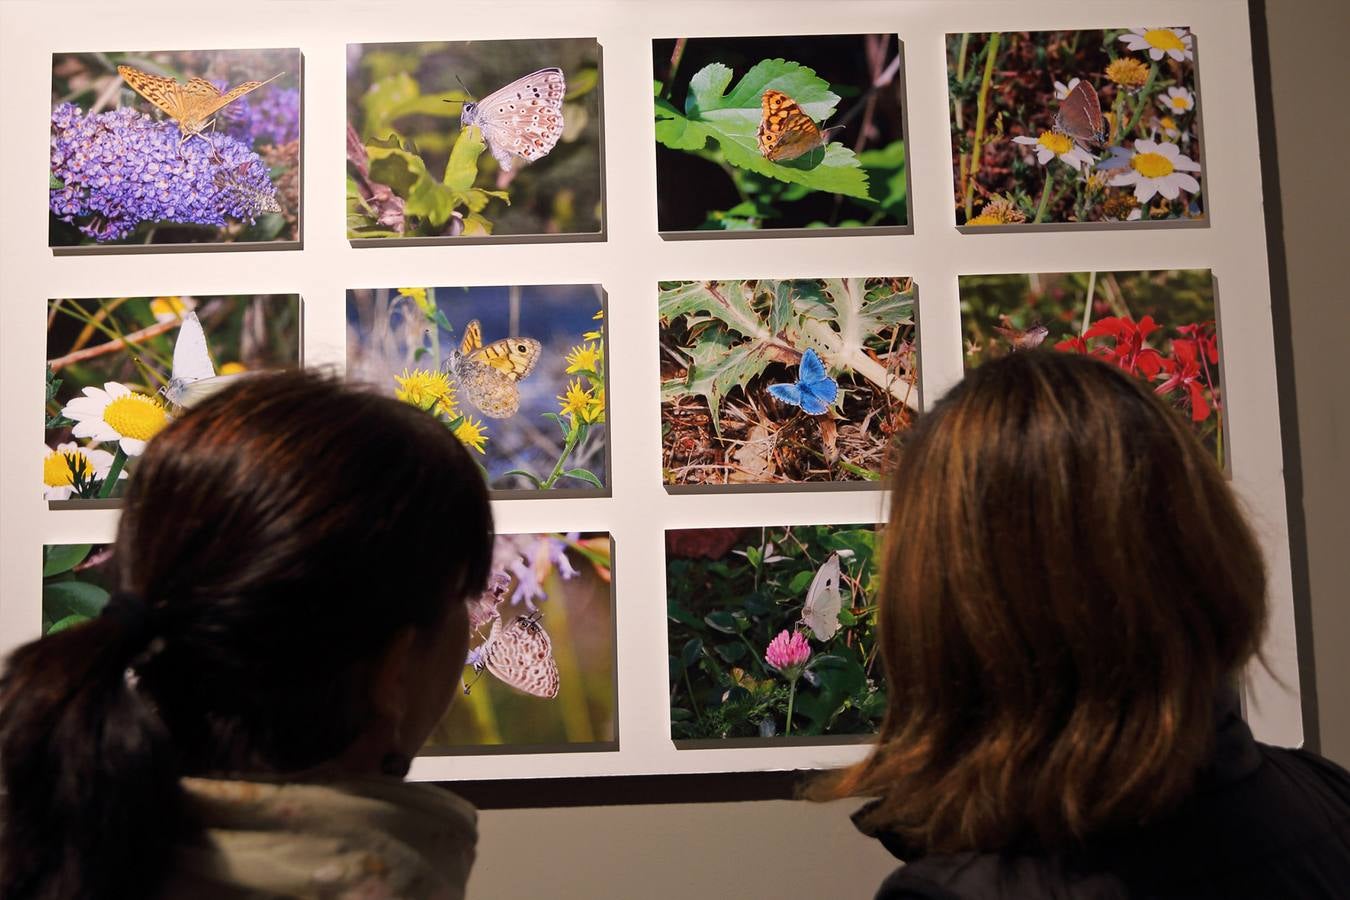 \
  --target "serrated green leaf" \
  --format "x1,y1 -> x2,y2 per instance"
655,59 -> 869,200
